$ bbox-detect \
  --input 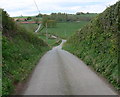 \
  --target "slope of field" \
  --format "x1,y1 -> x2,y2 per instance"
2,10 -> 50,95
19,13 -> 97,46
41,21 -> 88,39
63,1 -> 120,90
19,23 -> 58,47
67,13 -> 98,21
20,24 -> 38,32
